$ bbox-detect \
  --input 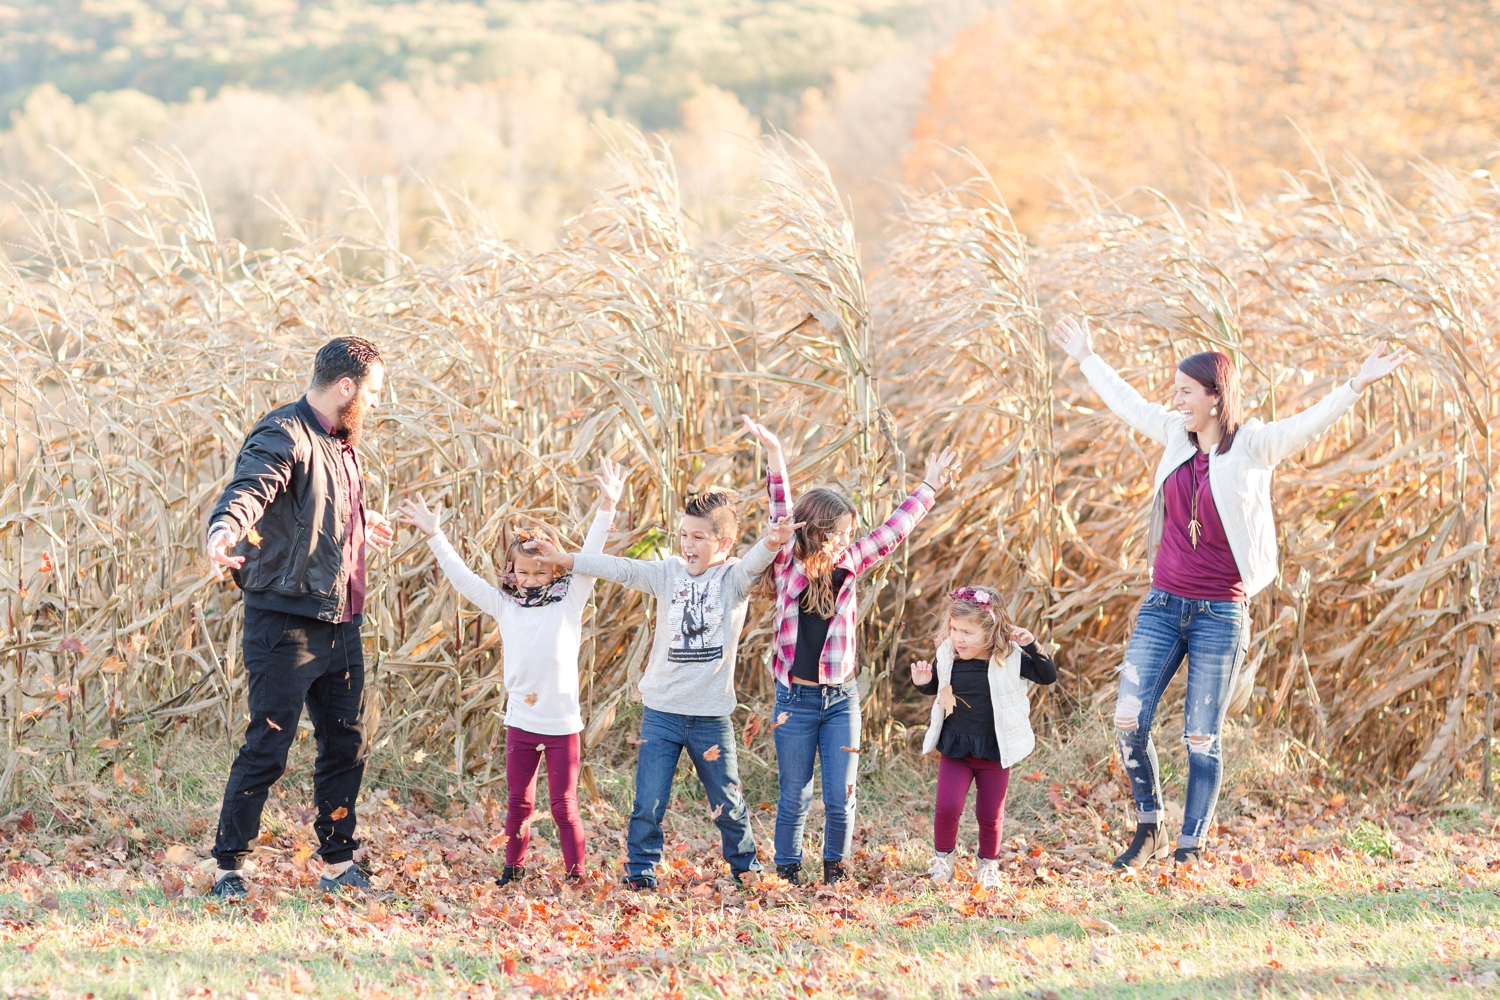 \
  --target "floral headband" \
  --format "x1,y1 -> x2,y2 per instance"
949,586 -> 997,625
